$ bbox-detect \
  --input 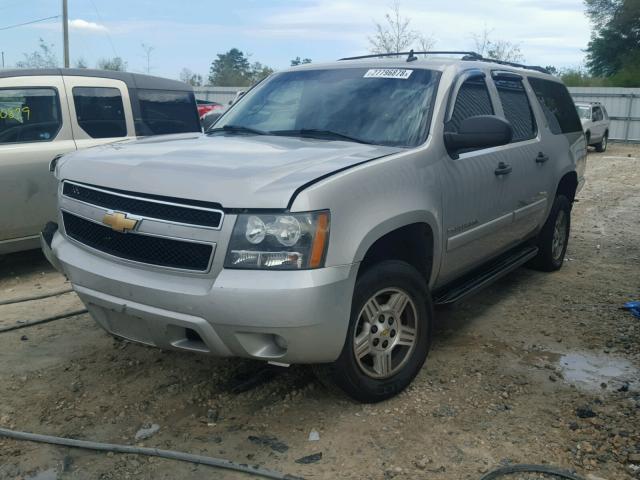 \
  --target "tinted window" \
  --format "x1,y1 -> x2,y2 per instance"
137,90 -> 200,135
528,78 -> 582,134
73,87 -> 127,138
0,88 -> 61,144
592,106 -> 603,121
449,76 -> 494,132
577,105 -> 591,120
494,77 -> 536,142
218,68 -> 441,147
